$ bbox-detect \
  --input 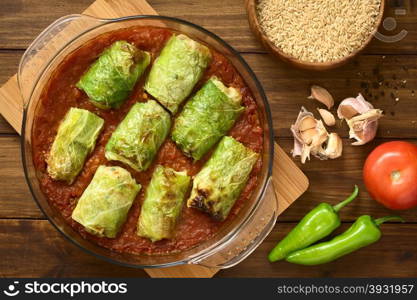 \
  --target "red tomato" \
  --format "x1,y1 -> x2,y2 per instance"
363,141 -> 417,210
